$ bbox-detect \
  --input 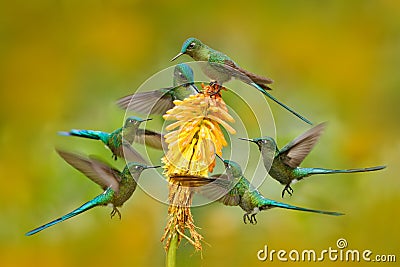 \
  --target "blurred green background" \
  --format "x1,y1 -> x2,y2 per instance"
1,1 -> 399,266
